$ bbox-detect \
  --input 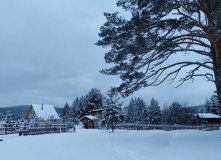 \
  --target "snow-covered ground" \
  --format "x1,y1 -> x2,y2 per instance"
0,129 -> 221,160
